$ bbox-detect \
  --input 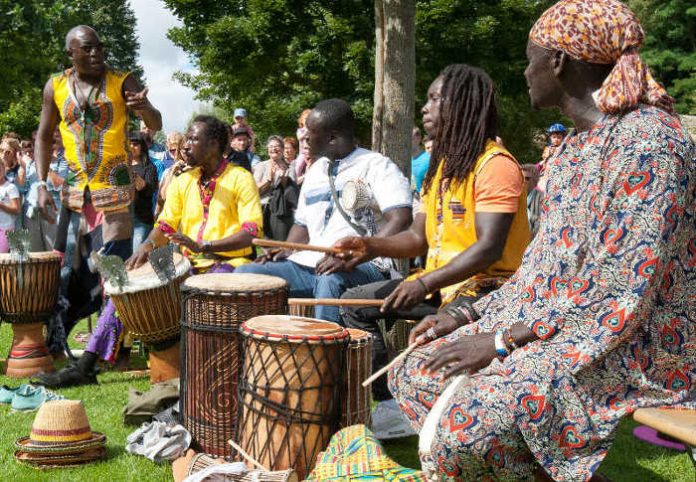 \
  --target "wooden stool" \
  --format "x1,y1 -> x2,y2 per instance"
633,408 -> 696,472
